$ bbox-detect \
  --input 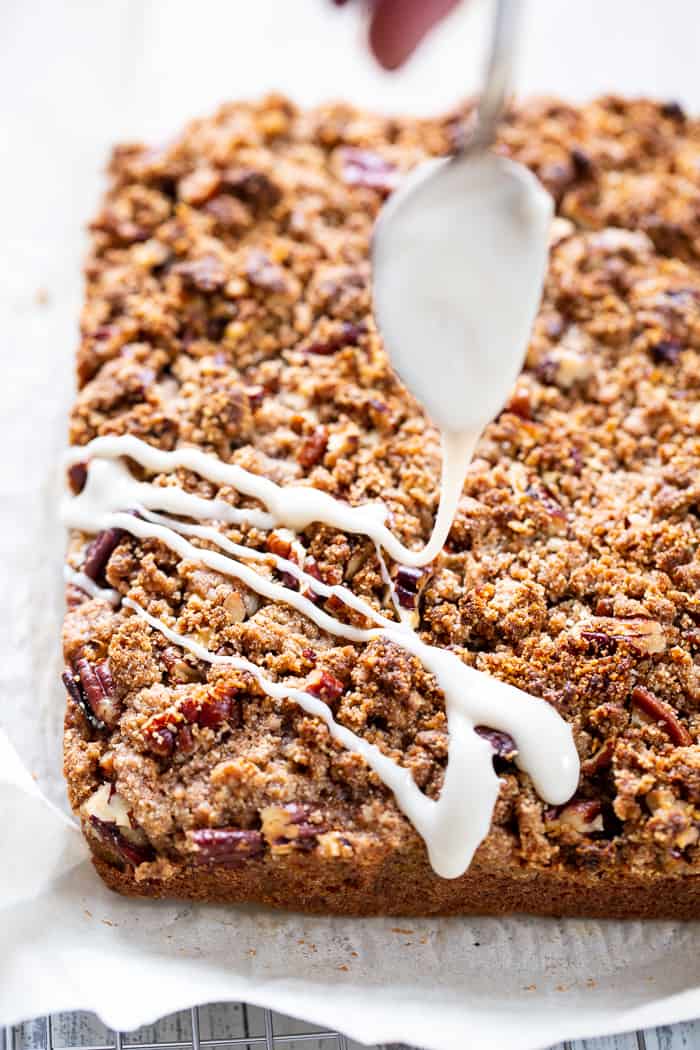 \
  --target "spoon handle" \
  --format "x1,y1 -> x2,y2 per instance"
473,0 -> 521,149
